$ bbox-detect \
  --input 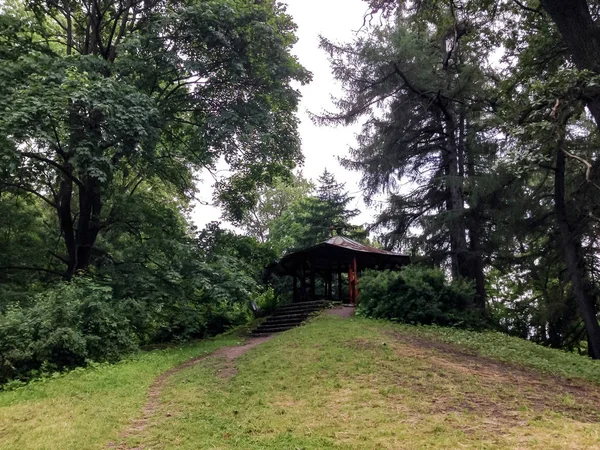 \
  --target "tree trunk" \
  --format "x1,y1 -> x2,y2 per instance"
62,104 -> 105,276
57,173 -> 76,278
540,0 -> 600,129
443,114 -> 469,283
75,182 -> 102,271
465,126 -> 487,309
555,140 -> 600,359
